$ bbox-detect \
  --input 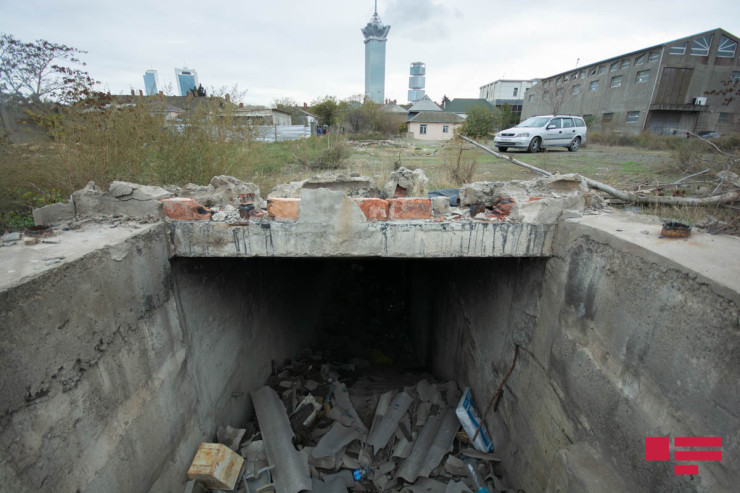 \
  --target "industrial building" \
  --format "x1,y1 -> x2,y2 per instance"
479,79 -> 539,122
521,28 -> 740,135
361,2 -> 390,104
